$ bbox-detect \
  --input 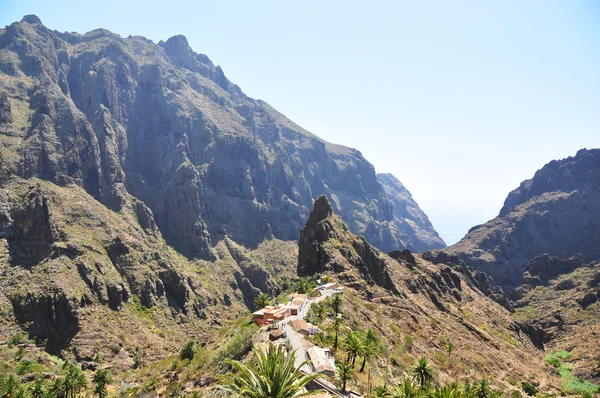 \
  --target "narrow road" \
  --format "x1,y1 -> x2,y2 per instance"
279,288 -> 346,397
